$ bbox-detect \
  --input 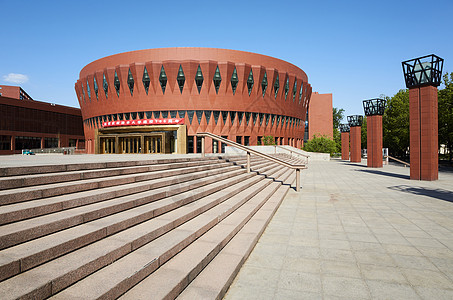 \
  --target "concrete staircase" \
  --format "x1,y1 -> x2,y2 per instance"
0,154 -> 305,299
